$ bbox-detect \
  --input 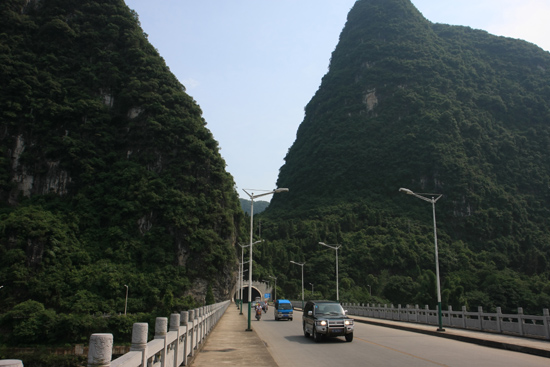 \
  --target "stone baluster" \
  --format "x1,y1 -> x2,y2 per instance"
0,360 -> 24,367
180,311 -> 189,365
87,333 -> 113,367
517,307 -> 524,336
543,309 -> 549,340
477,306 -> 483,330
130,323 -> 148,367
188,309 -> 195,356
496,307 -> 502,333
155,317 -> 168,365
170,313 -> 181,366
